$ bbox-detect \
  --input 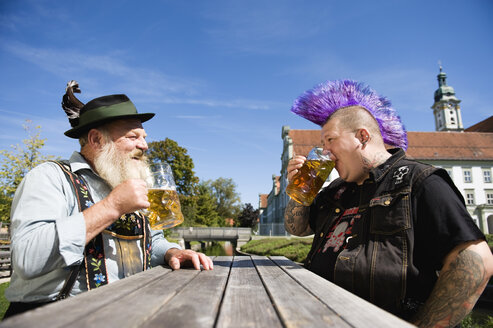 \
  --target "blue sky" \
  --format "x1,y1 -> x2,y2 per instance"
1,0 -> 492,208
